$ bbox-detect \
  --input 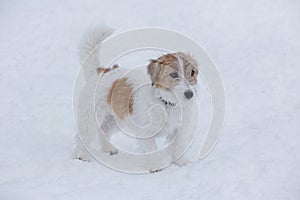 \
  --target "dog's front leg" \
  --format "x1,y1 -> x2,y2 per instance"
173,104 -> 197,166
